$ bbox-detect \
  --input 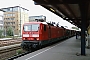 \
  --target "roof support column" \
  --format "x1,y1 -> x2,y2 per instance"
79,3 -> 87,55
